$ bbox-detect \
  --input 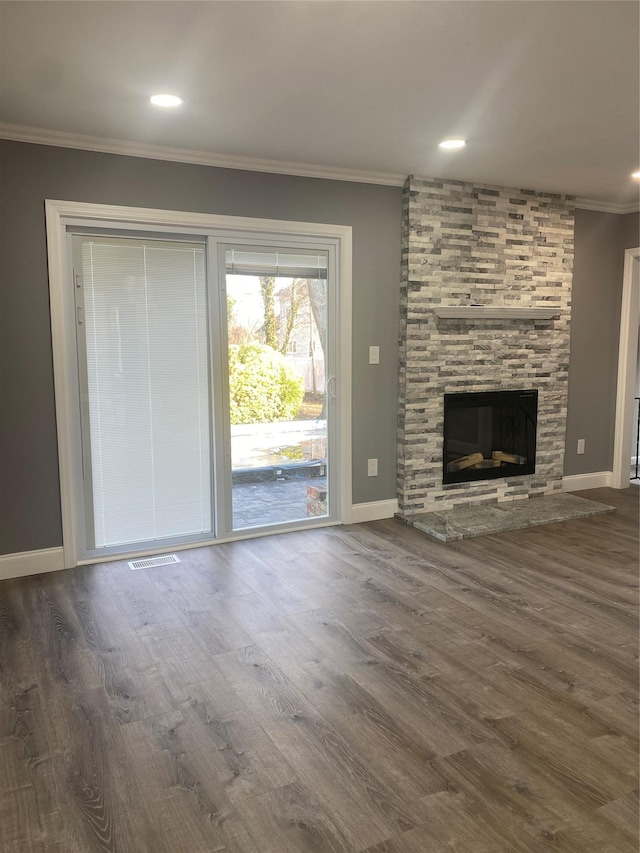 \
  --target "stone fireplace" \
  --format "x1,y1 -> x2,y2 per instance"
397,176 -> 574,518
